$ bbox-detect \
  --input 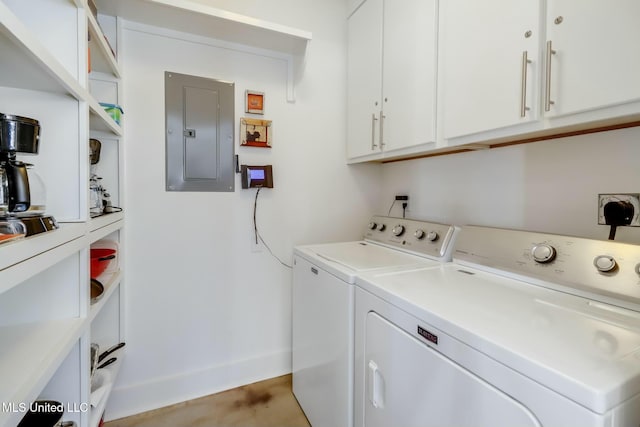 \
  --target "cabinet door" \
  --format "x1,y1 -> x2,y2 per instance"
441,0 -> 540,141
347,0 -> 383,159
381,0 -> 437,152
545,0 -> 640,117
